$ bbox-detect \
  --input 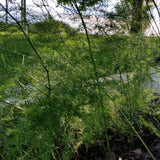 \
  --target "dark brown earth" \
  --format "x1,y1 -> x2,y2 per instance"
70,96 -> 160,160
155,57 -> 160,64
70,133 -> 160,160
